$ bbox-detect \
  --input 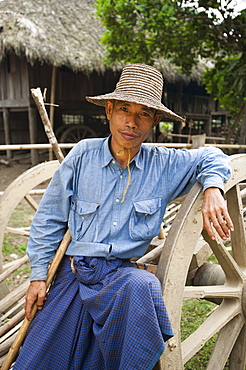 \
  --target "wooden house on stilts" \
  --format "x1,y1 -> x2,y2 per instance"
0,0 -> 230,165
